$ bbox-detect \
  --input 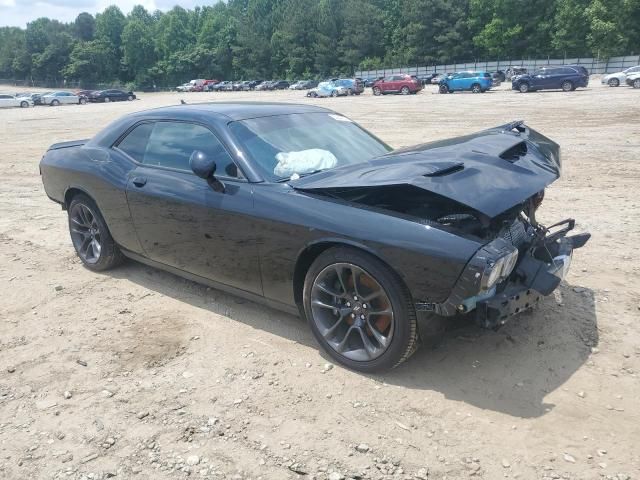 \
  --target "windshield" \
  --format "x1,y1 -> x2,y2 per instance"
228,112 -> 392,181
